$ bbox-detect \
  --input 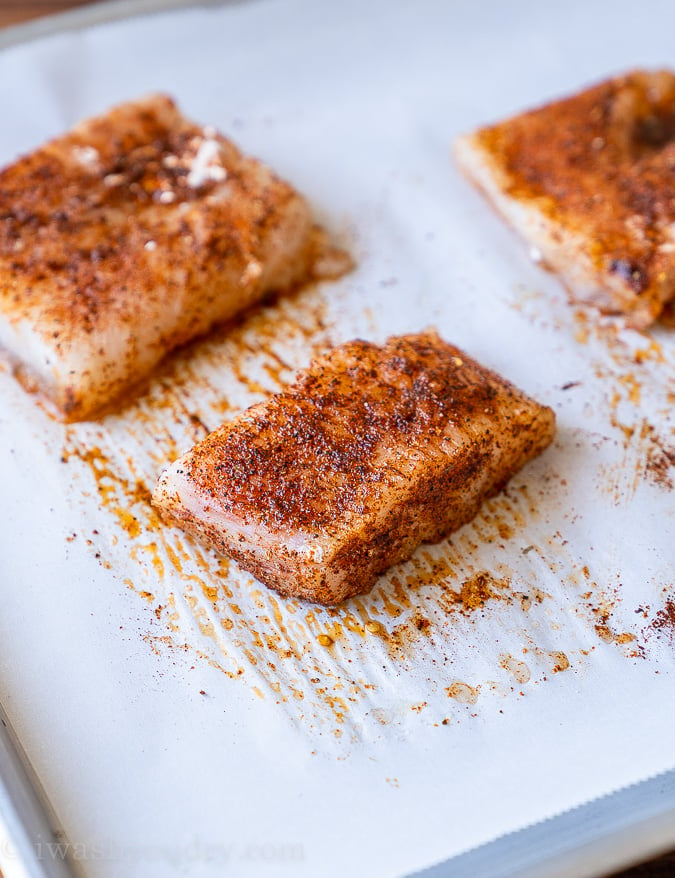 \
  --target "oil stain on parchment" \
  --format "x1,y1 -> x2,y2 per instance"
572,310 -> 675,503
510,283 -> 675,503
